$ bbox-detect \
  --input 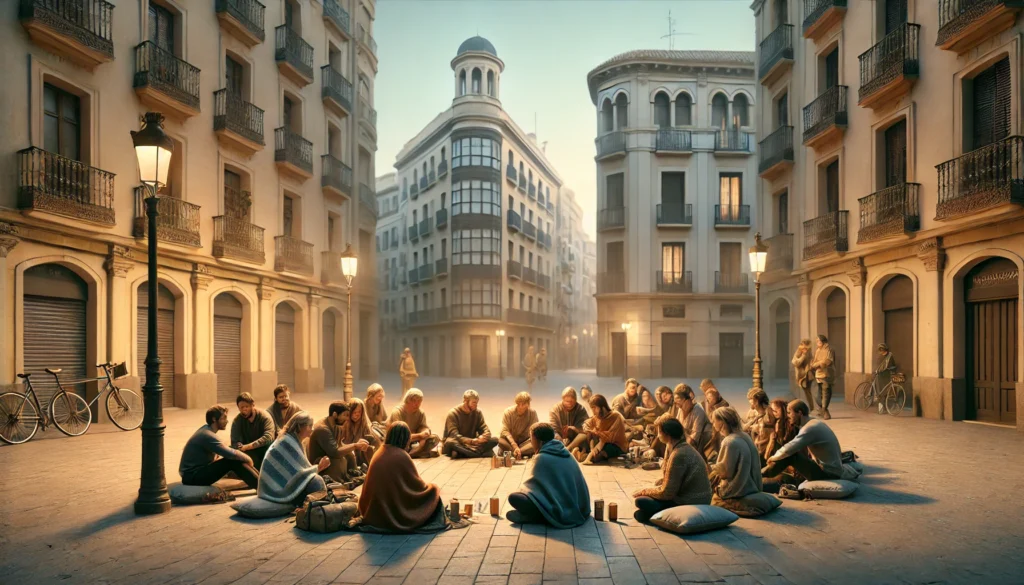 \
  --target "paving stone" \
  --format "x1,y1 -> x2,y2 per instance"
506,574 -> 543,585
576,563 -> 611,579
491,535 -> 520,548
402,568 -> 443,584
478,562 -> 513,576
443,554 -> 485,577
511,552 -> 546,574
